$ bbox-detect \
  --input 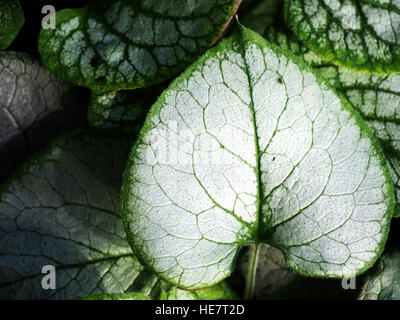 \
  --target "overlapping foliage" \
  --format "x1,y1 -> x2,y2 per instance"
1,0 -> 400,300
